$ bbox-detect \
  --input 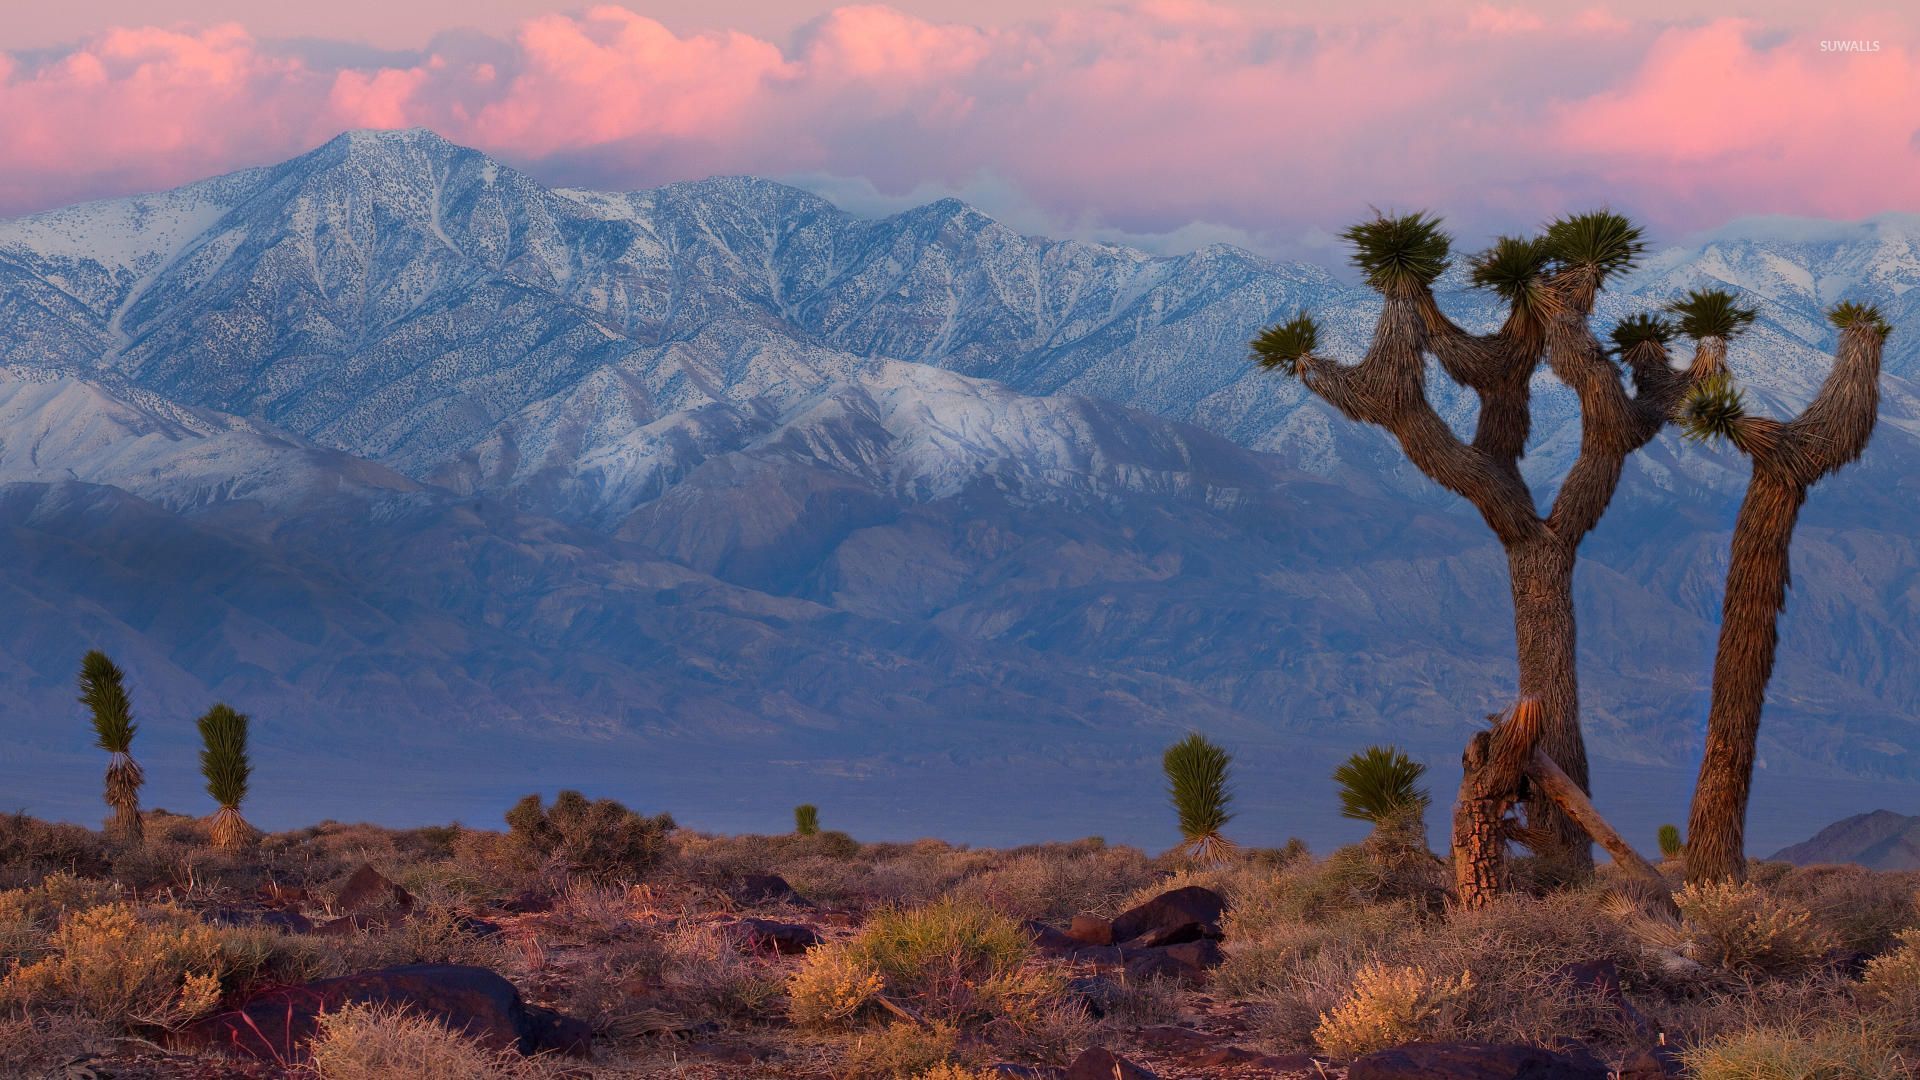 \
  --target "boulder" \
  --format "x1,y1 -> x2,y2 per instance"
172,964 -> 589,1061
1067,914 -> 1114,946
1025,919 -> 1083,955
1065,1047 -> 1158,1080
334,864 -> 414,915
731,873 -> 811,906
730,917 -> 823,955
1615,1047 -> 1684,1079
1072,944 -> 1125,966
1109,886 -> 1225,945
1347,1042 -> 1609,1080
1123,939 -> 1222,985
